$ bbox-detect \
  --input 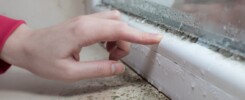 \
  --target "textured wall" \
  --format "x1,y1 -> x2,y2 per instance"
0,0 -> 85,28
